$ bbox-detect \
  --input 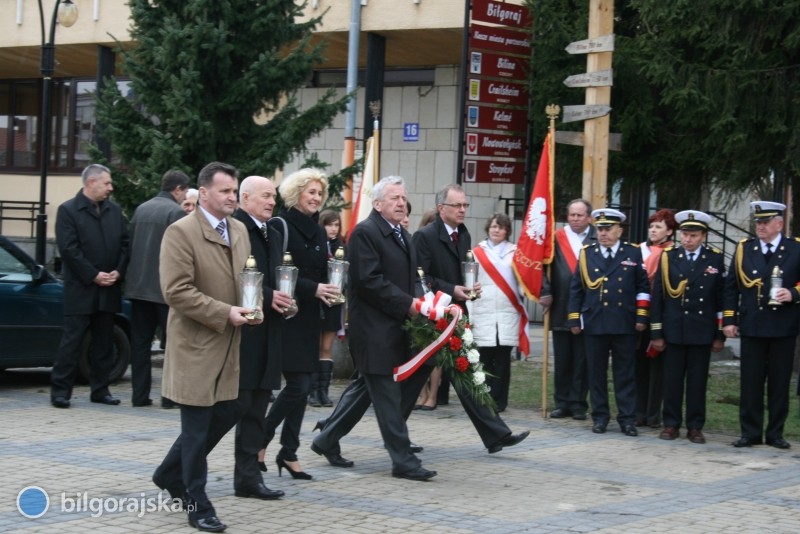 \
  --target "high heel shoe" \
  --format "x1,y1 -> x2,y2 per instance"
313,418 -> 327,432
276,452 -> 312,480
